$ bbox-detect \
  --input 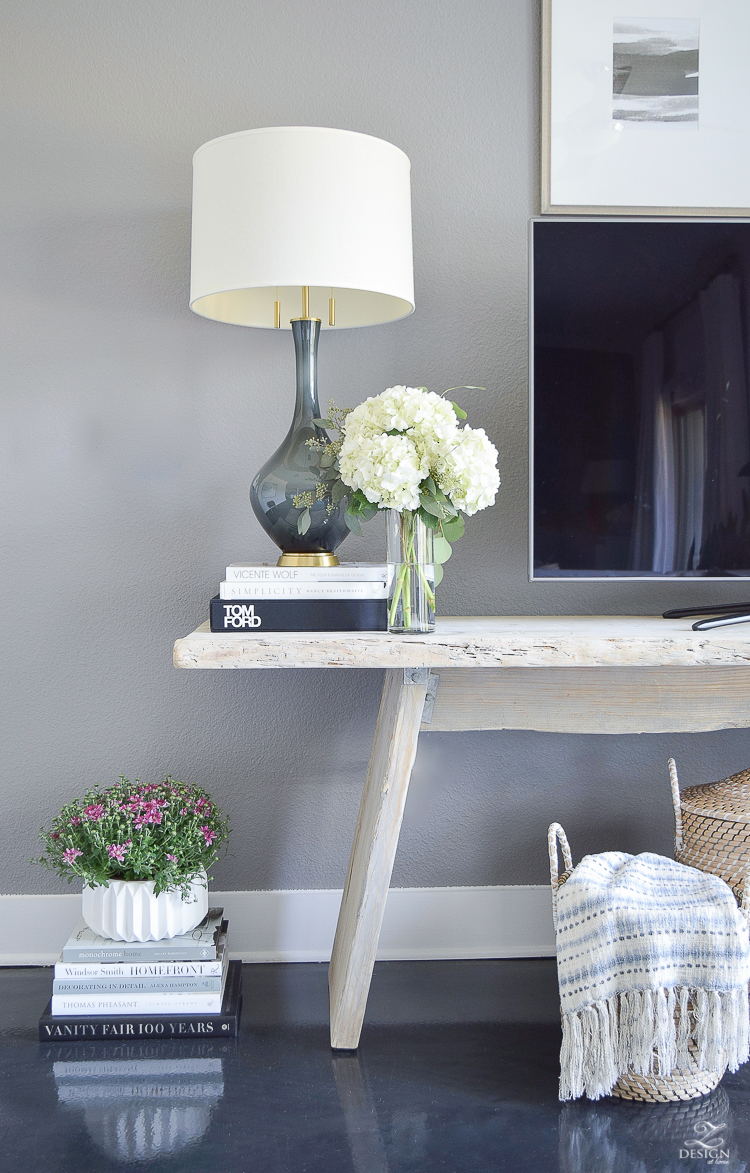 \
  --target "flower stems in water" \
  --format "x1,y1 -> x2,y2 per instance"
388,510 -> 436,631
